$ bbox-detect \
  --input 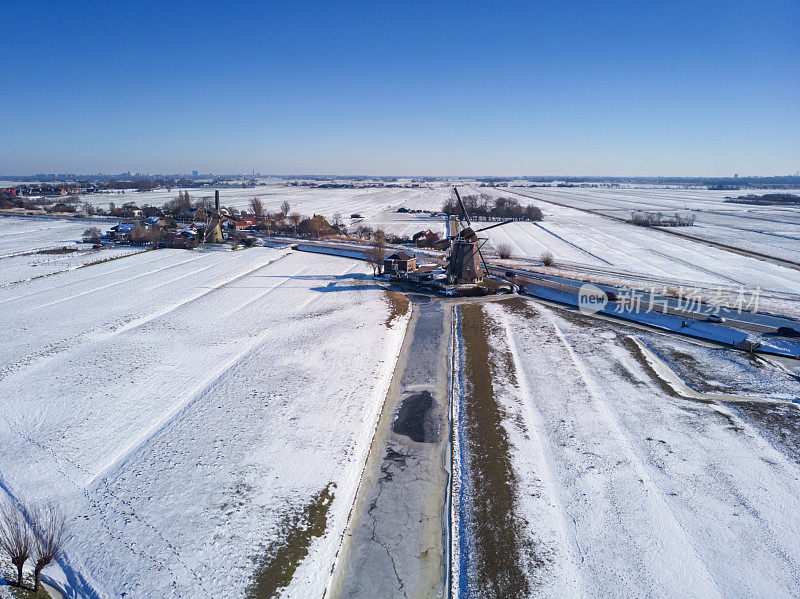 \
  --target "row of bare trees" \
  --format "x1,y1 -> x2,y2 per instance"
245,199 -> 342,238
443,193 -> 544,221
0,500 -> 68,592
629,211 -> 695,227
